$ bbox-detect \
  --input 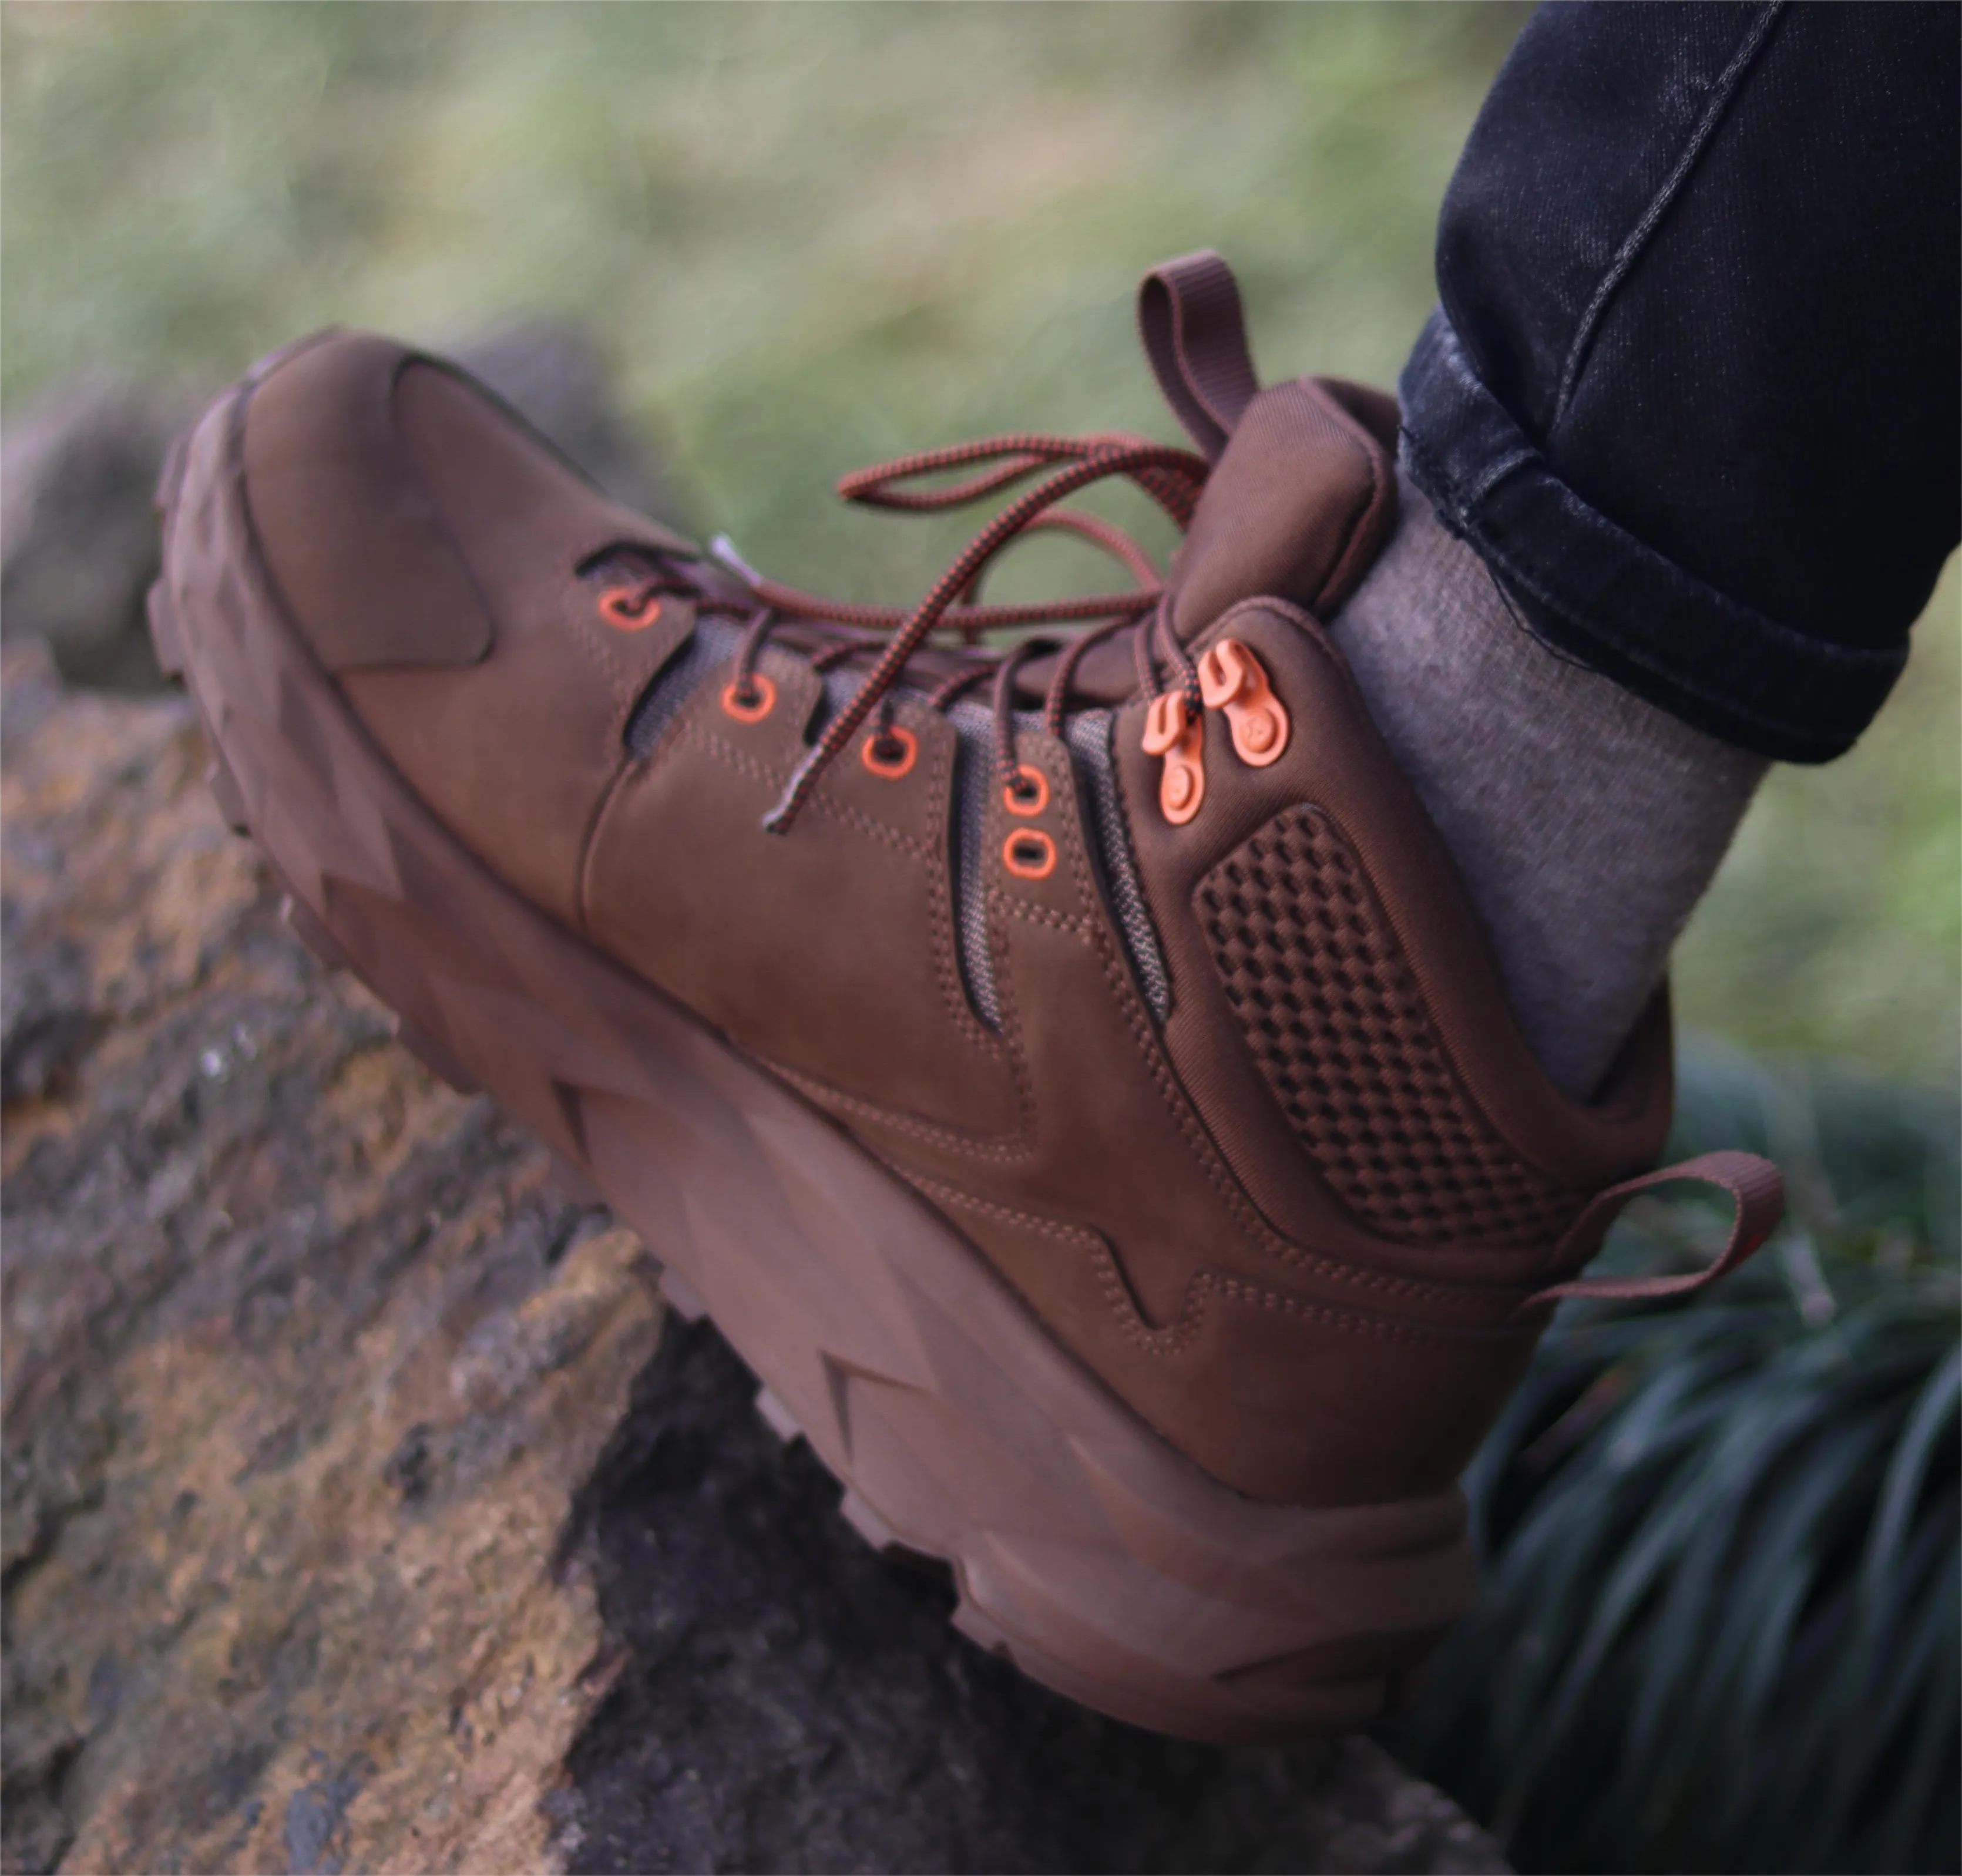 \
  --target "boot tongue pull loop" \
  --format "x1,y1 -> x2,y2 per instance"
1138,253 -> 1400,643
1138,251 -> 1262,462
